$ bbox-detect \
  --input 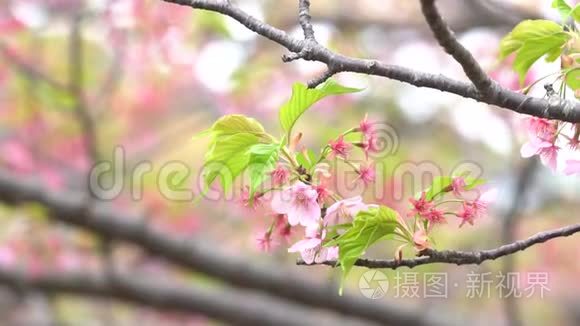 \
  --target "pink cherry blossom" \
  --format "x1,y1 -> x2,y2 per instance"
424,208 -> 446,224
450,176 -> 466,197
520,117 -> 560,171
270,164 -> 289,185
271,182 -> 321,227
524,117 -> 556,140
457,203 -> 477,227
356,163 -> 375,186
324,196 -> 368,226
239,187 -> 264,210
408,192 -> 433,217
358,114 -> 375,137
564,160 -> 580,175
314,183 -> 331,204
413,229 -> 430,251
328,135 -> 351,159
359,134 -> 381,159
288,224 -> 338,264
256,231 -> 277,252
520,137 -> 559,171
